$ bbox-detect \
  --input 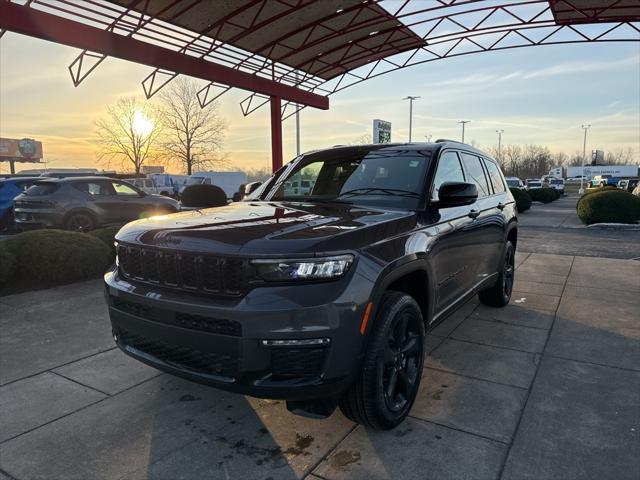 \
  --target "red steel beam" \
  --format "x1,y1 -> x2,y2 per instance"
270,96 -> 283,172
0,1 -> 329,110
